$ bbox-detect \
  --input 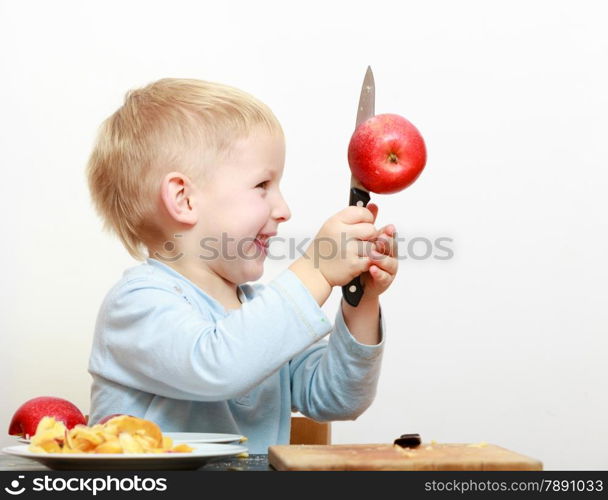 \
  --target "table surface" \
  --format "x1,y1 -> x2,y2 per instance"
0,453 -> 272,471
